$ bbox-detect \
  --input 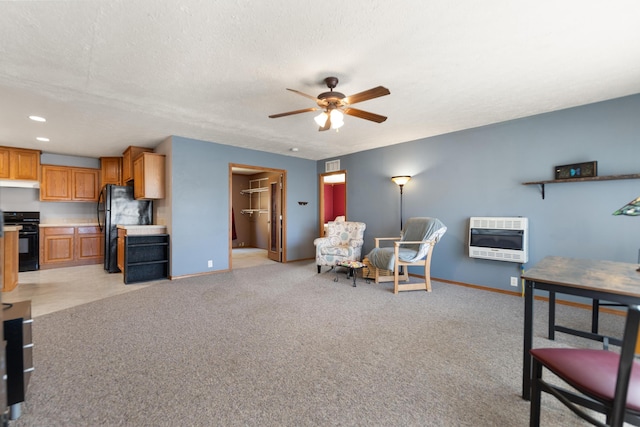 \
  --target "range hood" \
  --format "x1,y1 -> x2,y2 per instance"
0,179 -> 40,189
